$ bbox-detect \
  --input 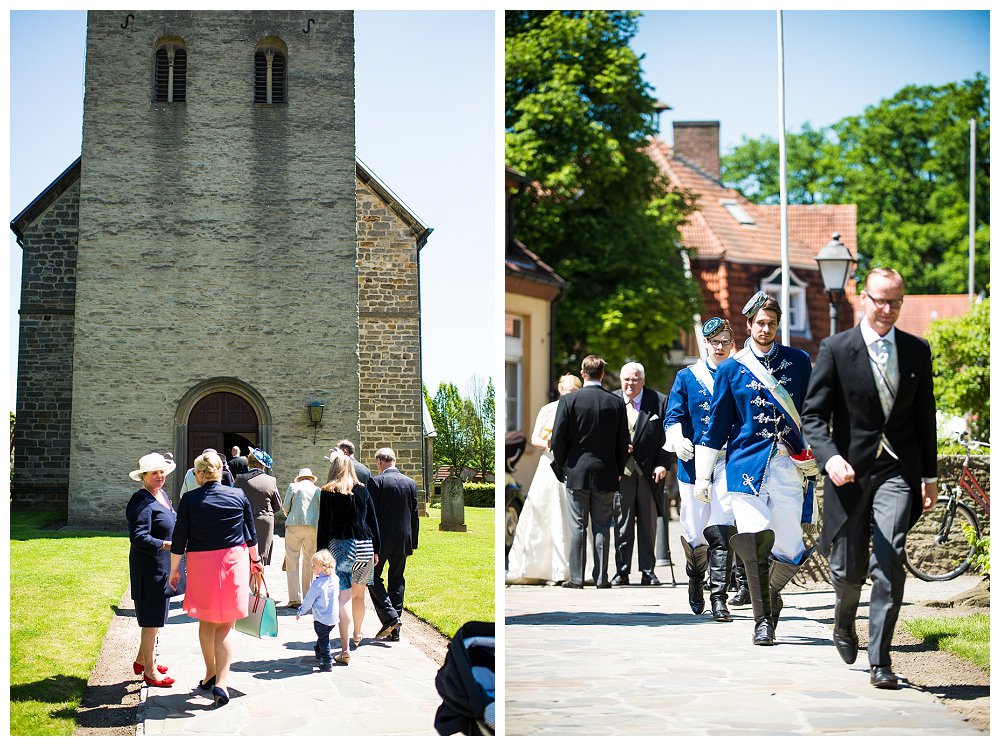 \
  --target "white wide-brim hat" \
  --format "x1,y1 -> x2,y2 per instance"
296,467 -> 317,482
129,452 -> 177,481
